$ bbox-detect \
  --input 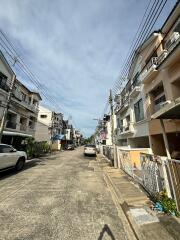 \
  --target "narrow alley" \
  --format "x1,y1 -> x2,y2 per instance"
0,148 -> 132,240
